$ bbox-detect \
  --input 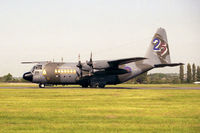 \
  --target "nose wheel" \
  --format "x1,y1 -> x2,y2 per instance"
39,83 -> 45,88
